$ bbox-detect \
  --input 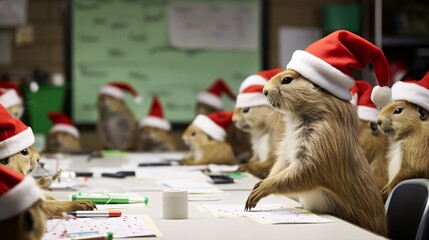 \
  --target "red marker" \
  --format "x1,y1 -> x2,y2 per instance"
67,210 -> 122,218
